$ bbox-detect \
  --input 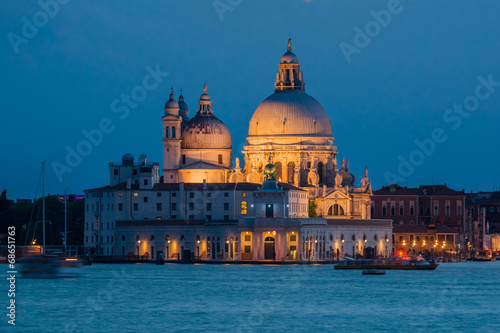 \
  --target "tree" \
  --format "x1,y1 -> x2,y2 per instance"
308,199 -> 318,218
